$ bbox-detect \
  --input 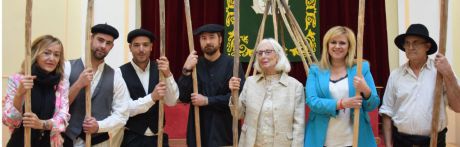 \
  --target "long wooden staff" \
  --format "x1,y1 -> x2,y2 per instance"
84,0 -> 94,146
184,0 -> 202,146
430,0 -> 448,146
276,0 -> 309,76
352,0 -> 365,146
271,0 -> 278,41
24,0 -> 33,146
279,0 -> 318,63
232,0 -> 241,146
245,0 -> 272,78
157,0 -> 166,146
